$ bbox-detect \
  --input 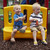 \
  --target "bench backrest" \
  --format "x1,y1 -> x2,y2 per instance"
4,5 -> 48,28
